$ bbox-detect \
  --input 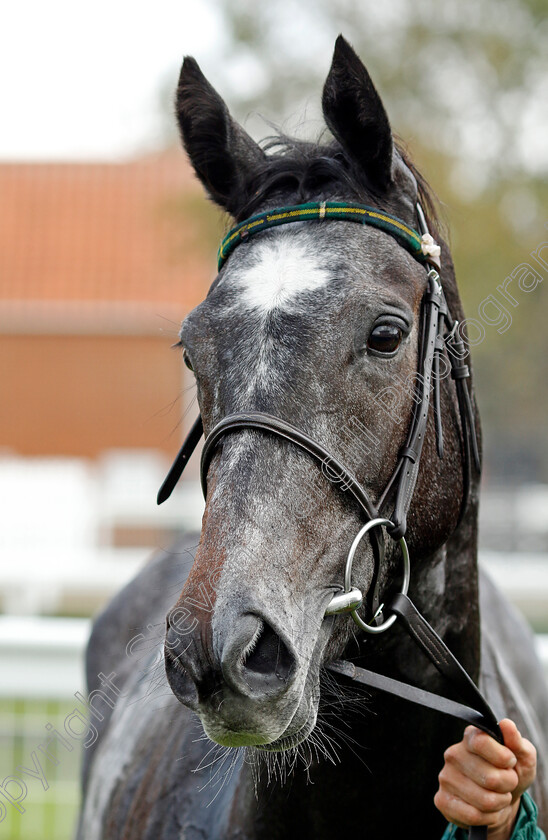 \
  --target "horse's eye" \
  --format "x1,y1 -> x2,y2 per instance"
367,324 -> 402,354
182,349 -> 194,371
